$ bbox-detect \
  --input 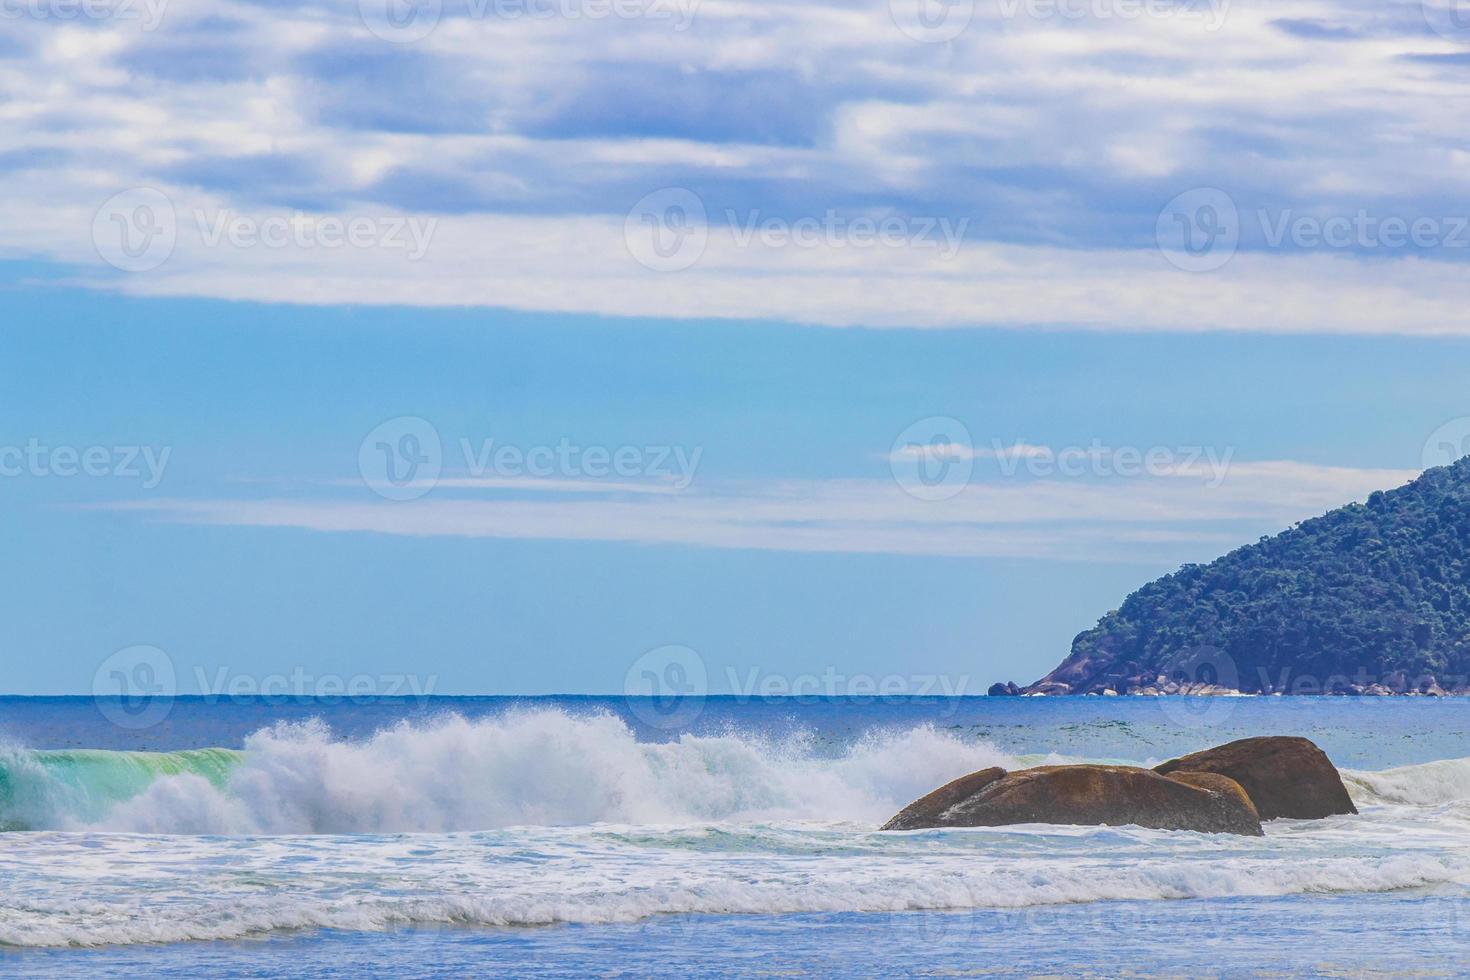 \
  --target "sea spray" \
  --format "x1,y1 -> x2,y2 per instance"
1,711 -> 1018,835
